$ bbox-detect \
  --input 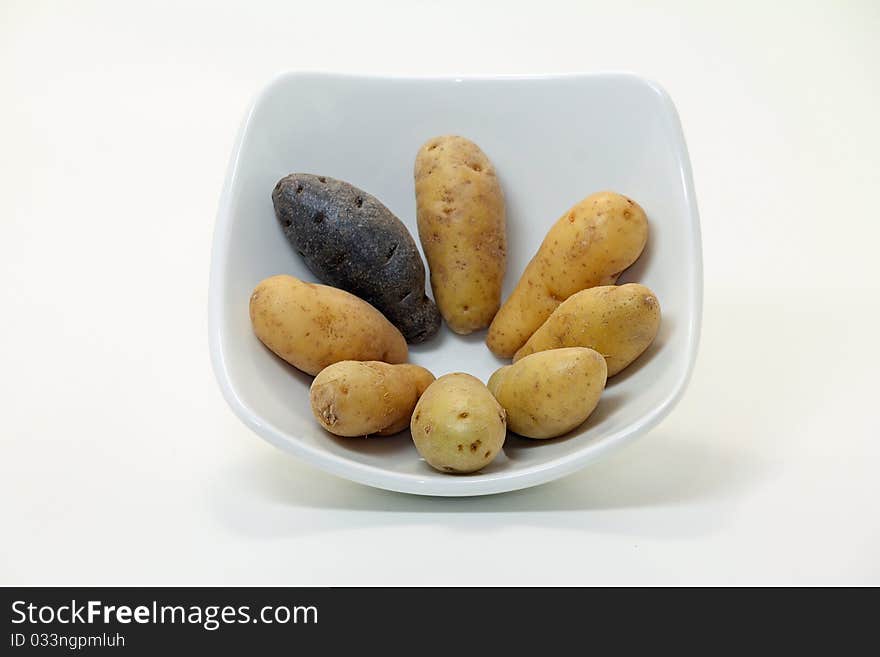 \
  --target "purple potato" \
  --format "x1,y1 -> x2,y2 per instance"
272,174 -> 441,343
